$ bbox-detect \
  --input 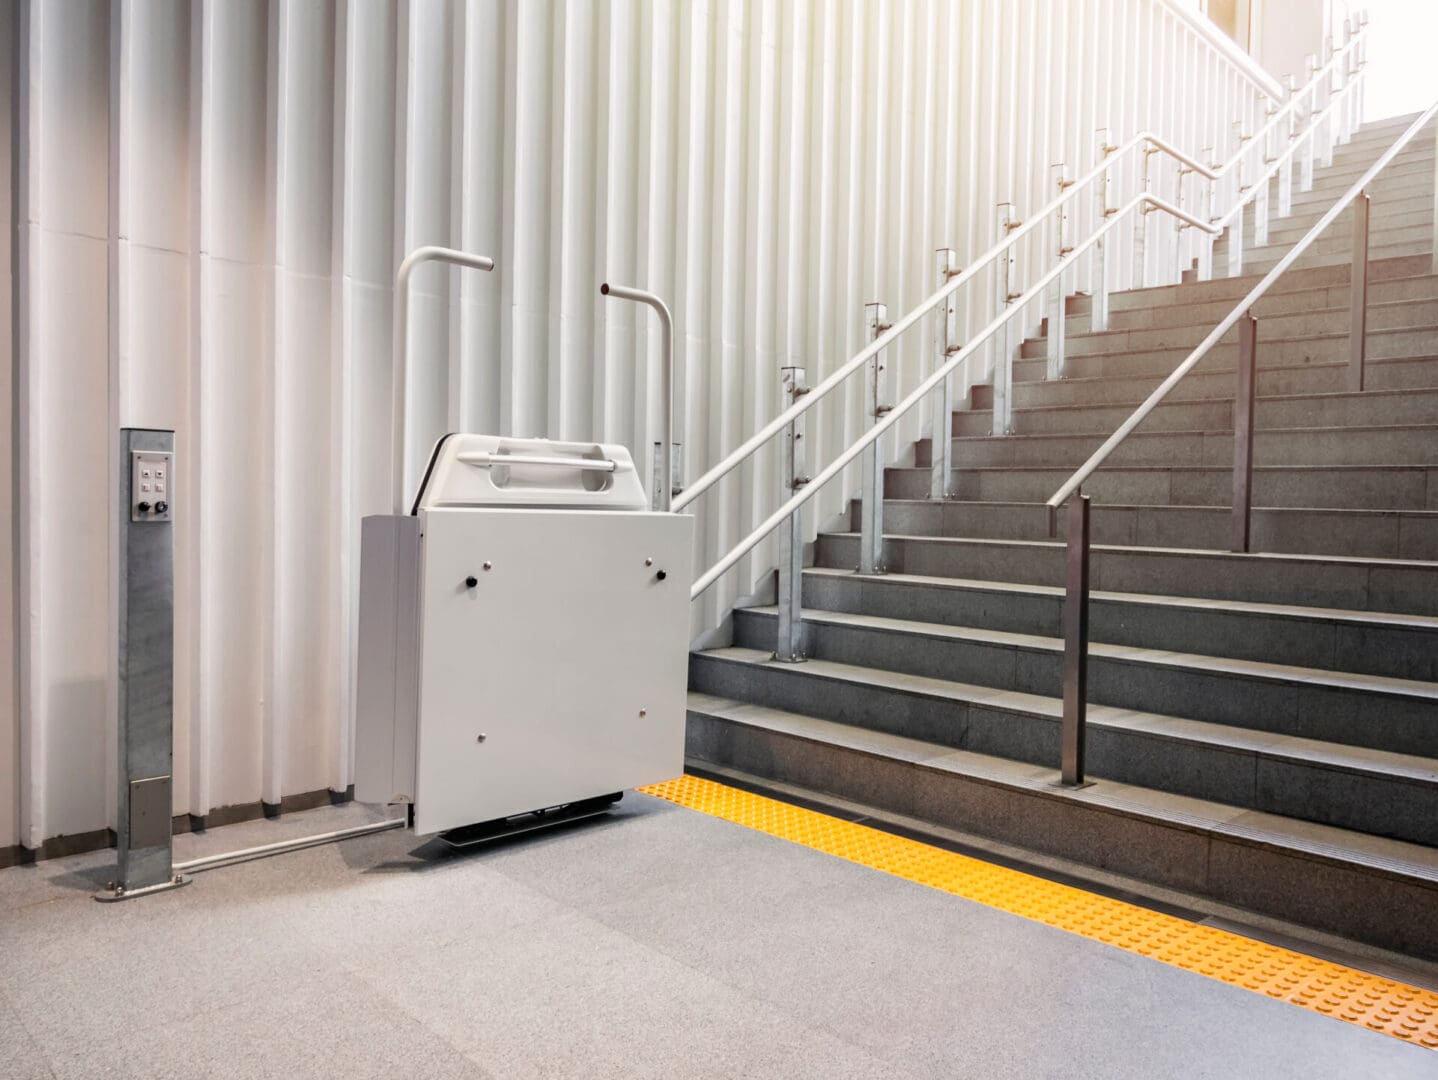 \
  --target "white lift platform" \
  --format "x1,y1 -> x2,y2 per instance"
355,435 -> 691,843
355,248 -> 691,845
